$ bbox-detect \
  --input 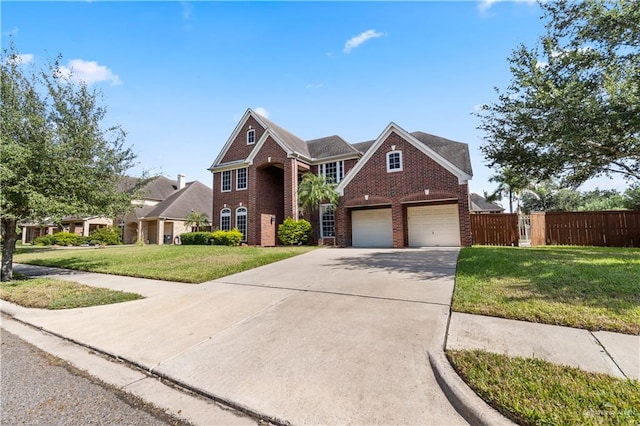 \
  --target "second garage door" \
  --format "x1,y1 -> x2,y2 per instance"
352,209 -> 393,247
407,204 -> 460,247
